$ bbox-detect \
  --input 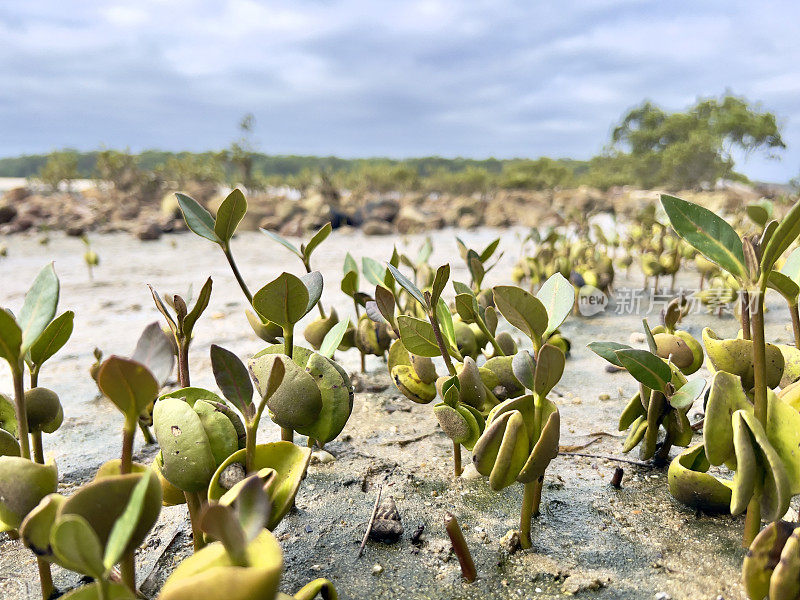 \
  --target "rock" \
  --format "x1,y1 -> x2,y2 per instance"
65,223 -> 88,237
362,220 -> 393,236
396,206 -> 442,234
499,530 -> 521,553
459,463 -> 482,480
654,593 -> 671,600
561,573 -> 611,595
0,204 -> 17,224
136,221 -> 162,241
371,564 -> 383,575
4,187 -> 30,203
219,462 -> 246,490
363,198 -> 400,223
310,450 -> 336,465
